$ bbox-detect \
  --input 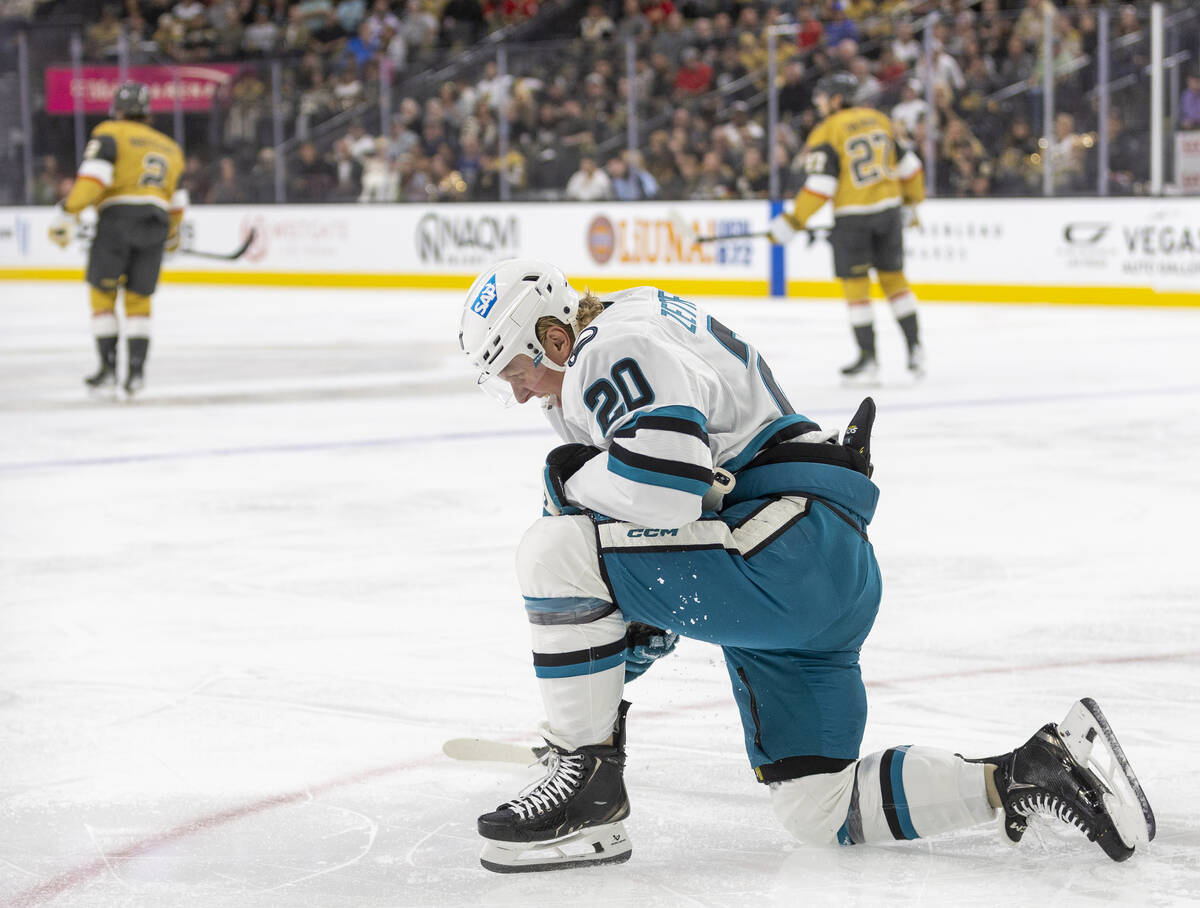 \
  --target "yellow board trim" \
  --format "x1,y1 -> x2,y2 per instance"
1,268 -> 1196,306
